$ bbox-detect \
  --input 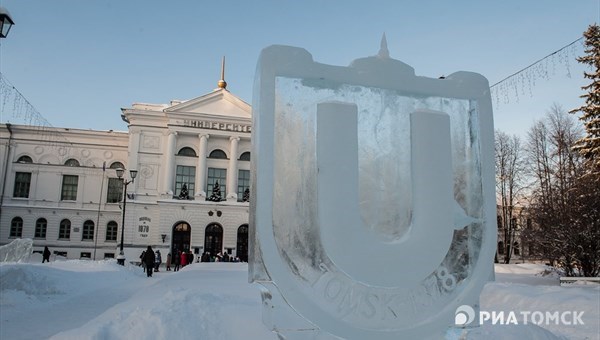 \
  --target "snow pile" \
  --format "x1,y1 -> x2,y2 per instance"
0,238 -> 33,263
0,261 -> 598,340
